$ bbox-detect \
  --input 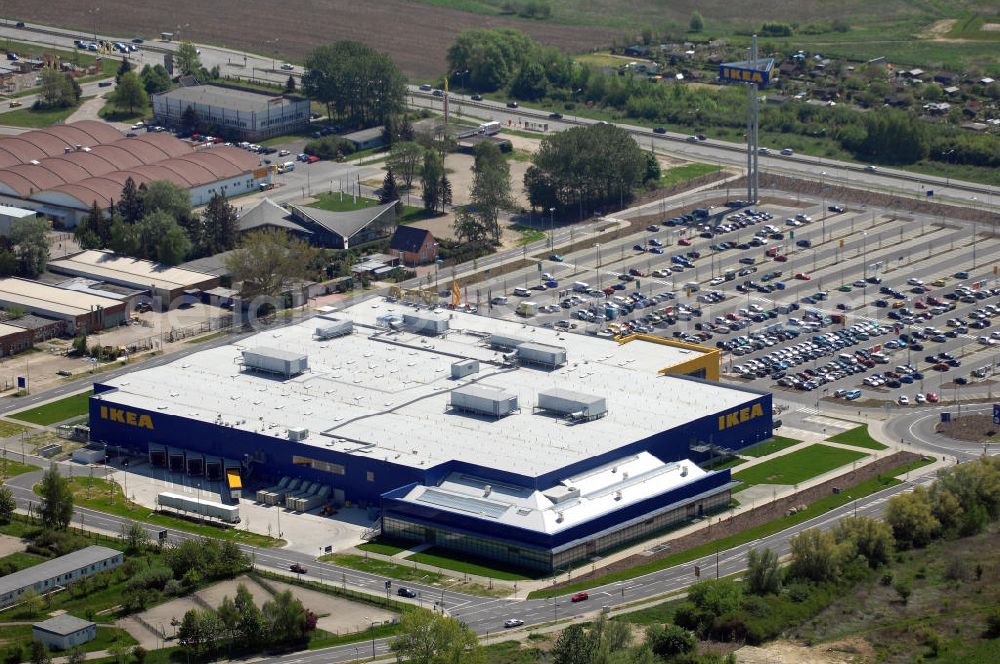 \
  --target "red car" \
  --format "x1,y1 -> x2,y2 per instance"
794,272 -> 811,280
774,255 -> 788,262
926,392 -> 939,402
914,300 -> 927,309
678,238 -> 692,246
306,155 -> 320,163
570,591 -> 589,603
